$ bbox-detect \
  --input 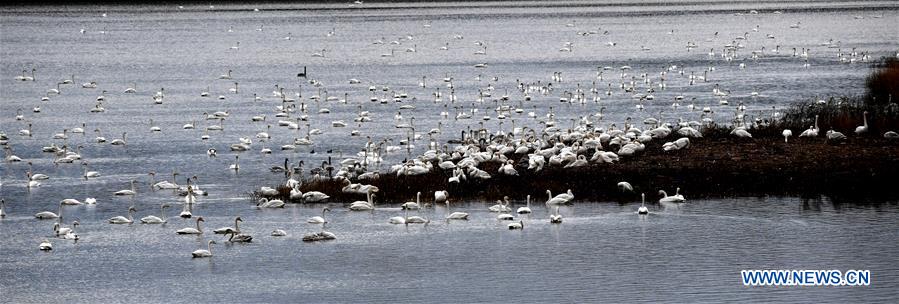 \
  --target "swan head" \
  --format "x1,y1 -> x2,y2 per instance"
161,204 -> 171,209
197,217 -> 204,222
128,206 -> 137,212
236,217 -> 243,222
658,190 -> 666,196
